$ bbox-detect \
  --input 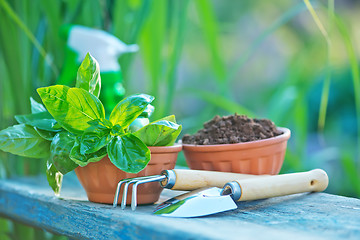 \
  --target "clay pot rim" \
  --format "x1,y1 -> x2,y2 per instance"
148,143 -> 183,153
182,127 -> 290,152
